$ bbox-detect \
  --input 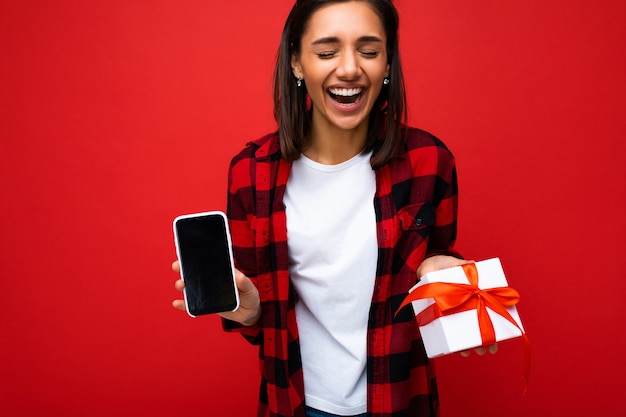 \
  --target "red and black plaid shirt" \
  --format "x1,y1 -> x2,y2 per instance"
224,127 -> 460,417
